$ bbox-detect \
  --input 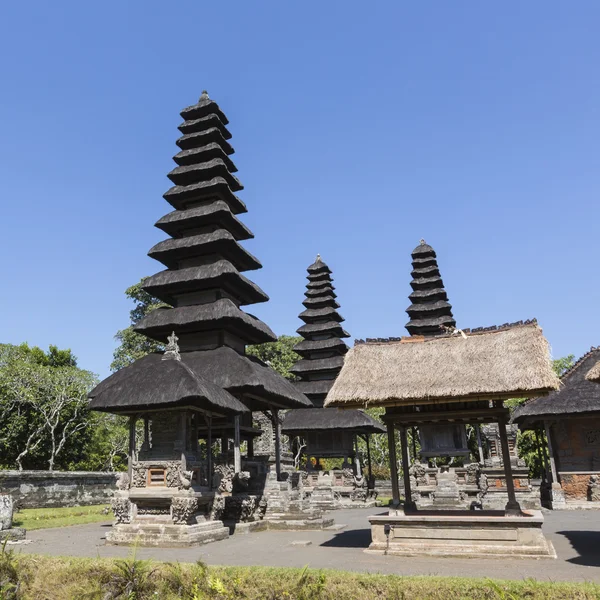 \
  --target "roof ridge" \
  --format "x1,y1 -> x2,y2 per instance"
355,319 -> 539,345
559,346 -> 600,382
